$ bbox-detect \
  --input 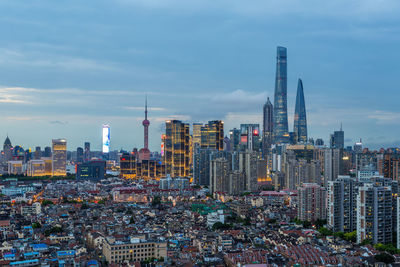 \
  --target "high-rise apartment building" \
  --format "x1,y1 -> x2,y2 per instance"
324,148 -> 342,186
273,46 -> 289,144
210,158 -> 229,194
52,139 -> 67,176
200,120 -> 224,151
236,150 -> 258,192
262,97 -> 273,155
357,183 -> 393,244
298,183 -> 326,222
328,176 -> 360,233
193,148 -> 231,186
293,79 -> 307,143
164,120 -> 190,177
